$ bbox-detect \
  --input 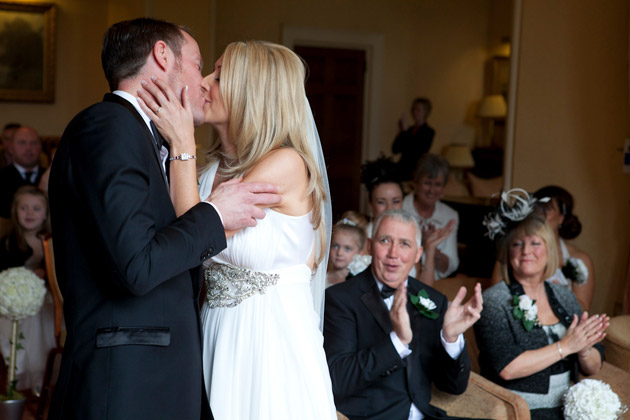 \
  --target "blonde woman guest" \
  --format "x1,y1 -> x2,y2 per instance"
475,190 -> 608,420
138,41 -> 336,419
